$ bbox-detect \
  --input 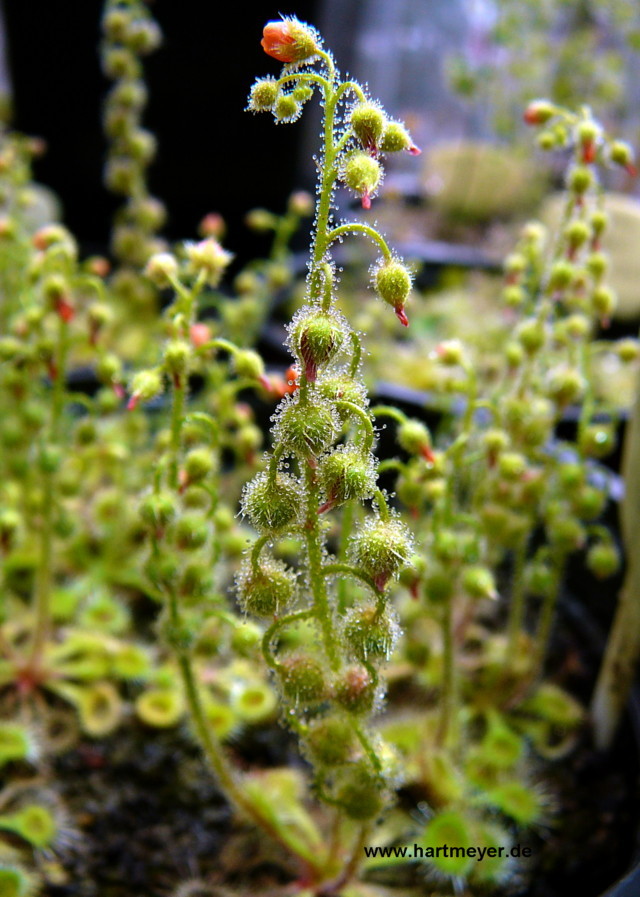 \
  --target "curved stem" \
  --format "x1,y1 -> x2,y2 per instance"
336,400 -> 374,453
322,562 -> 383,597
327,223 -> 392,261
